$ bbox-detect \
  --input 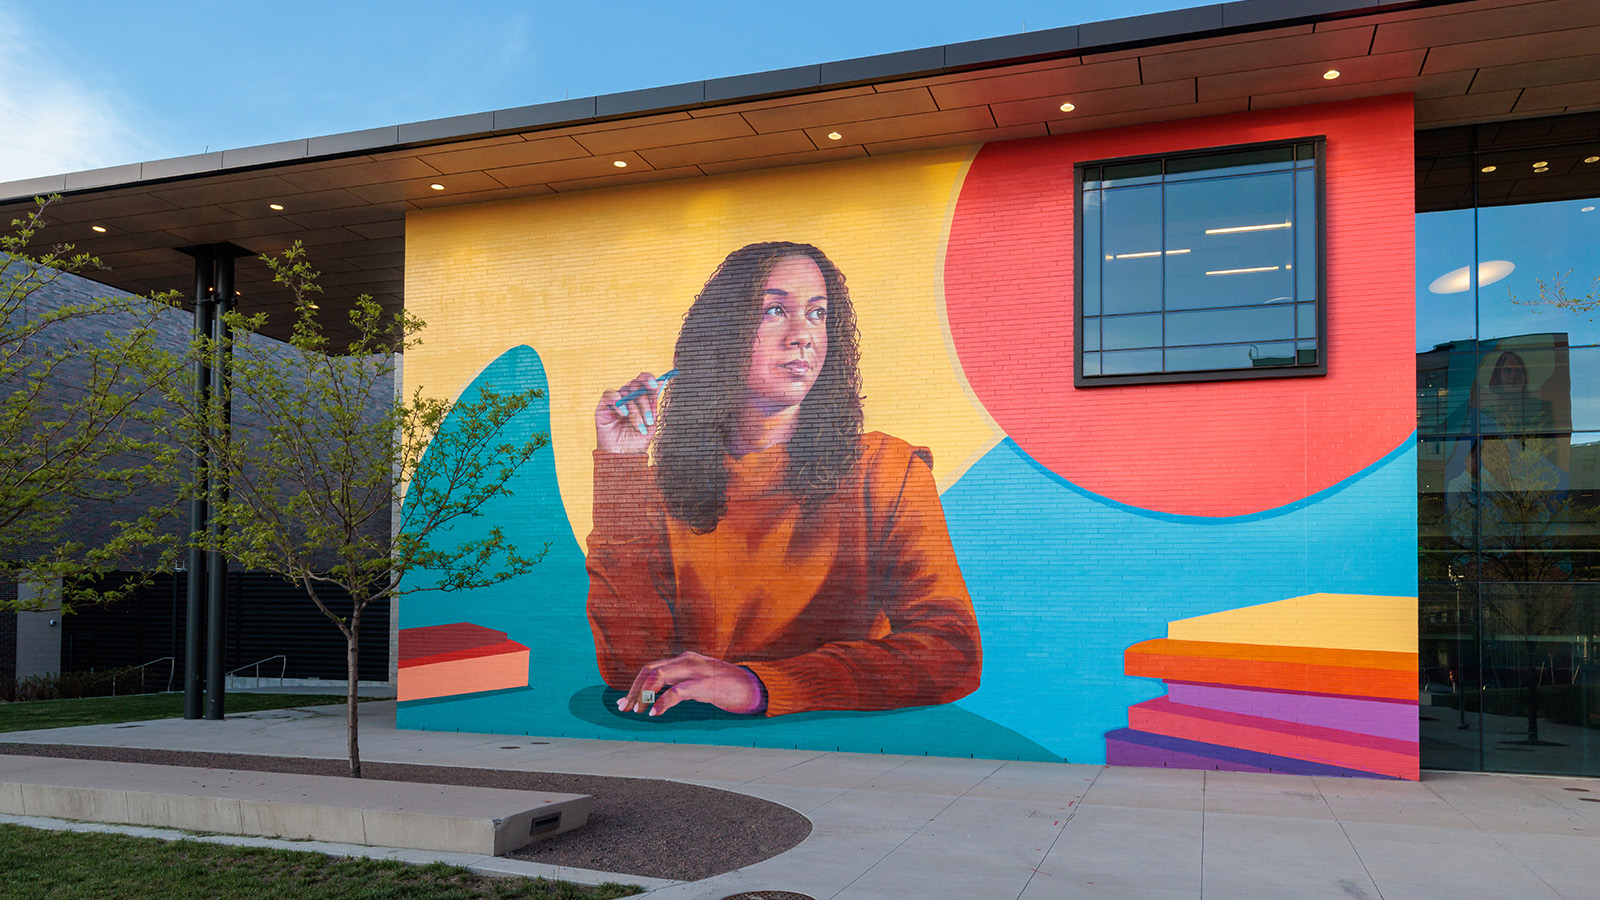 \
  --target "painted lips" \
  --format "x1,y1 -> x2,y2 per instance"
780,360 -> 811,376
